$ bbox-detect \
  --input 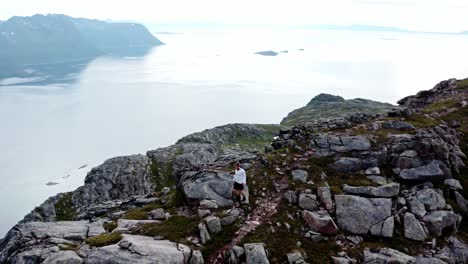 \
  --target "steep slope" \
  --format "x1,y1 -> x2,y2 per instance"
281,93 -> 396,126
1,79 -> 467,263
